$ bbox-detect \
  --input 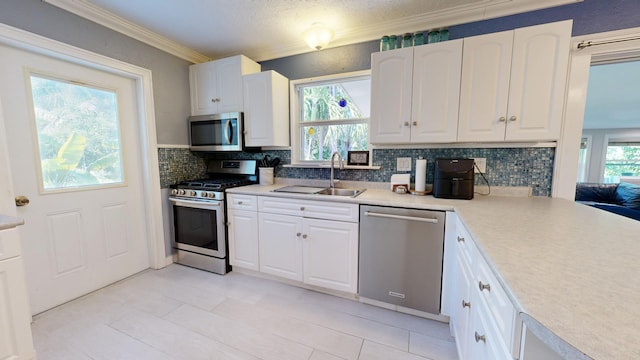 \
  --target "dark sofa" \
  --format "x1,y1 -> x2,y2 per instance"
575,182 -> 640,221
